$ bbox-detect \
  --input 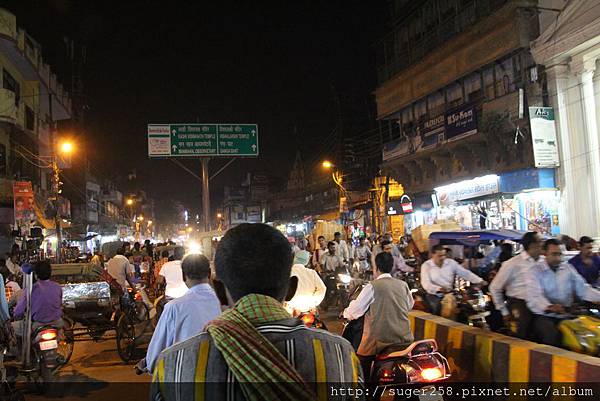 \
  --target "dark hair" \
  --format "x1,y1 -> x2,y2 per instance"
174,246 -> 185,260
318,236 -> 325,240
334,232 -> 341,237
580,236 -> 594,246
215,223 -> 292,301
182,254 -> 211,281
134,242 -> 141,250
116,247 -> 125,256
375,252 -> 394,274
380,240 -> 392,247
544,238 -> 562,251
327,241 -> 336,247
161,250 -> 170,258
521,232 -> 540,251
34,260 -> 52,280
431,244 -> 445,253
